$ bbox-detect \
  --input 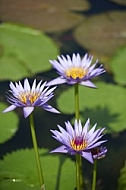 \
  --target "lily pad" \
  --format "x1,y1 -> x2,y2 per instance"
109,0 -> 126,6
0,103 -> 19,144
0,0 -> 90,32
110,46 -> 126,85
0,23 -> 59,81
0,149 -> 76,190
74,11 -> 126,63
57,82 -> 126,133
118,161 -> 126,190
